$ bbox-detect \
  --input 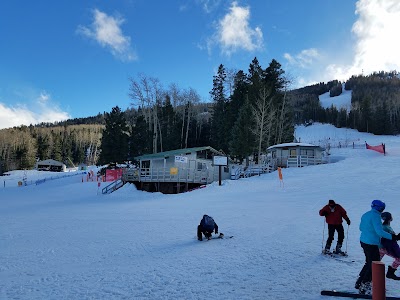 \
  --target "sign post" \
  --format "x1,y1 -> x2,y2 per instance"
213,156 -> 228,186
